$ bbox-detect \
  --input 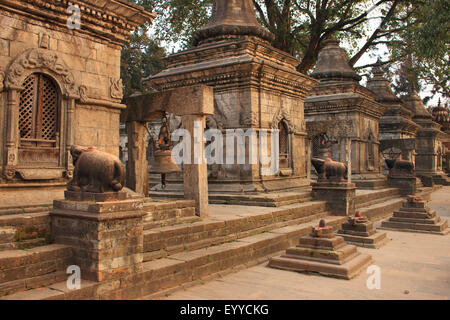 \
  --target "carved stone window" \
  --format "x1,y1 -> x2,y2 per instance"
18,73 -> 60,166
